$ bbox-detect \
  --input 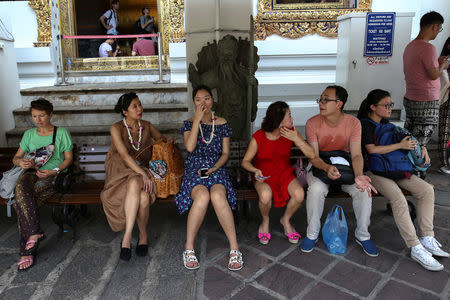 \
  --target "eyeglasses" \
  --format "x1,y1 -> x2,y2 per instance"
375,103 -> 394,109
316,98 -> 340,104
